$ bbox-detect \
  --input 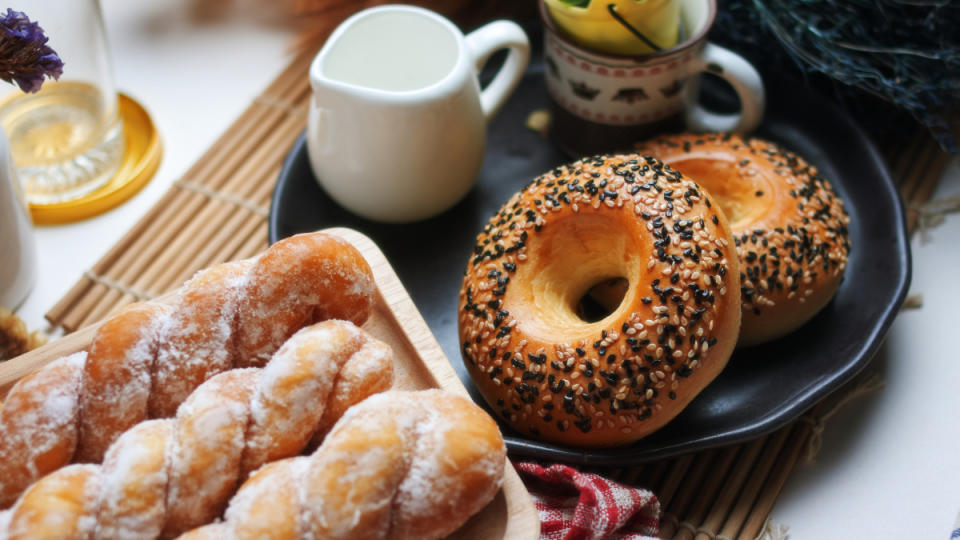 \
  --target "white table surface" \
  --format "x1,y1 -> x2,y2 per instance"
9,3 -> 960,539
771,155 -> 960,540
